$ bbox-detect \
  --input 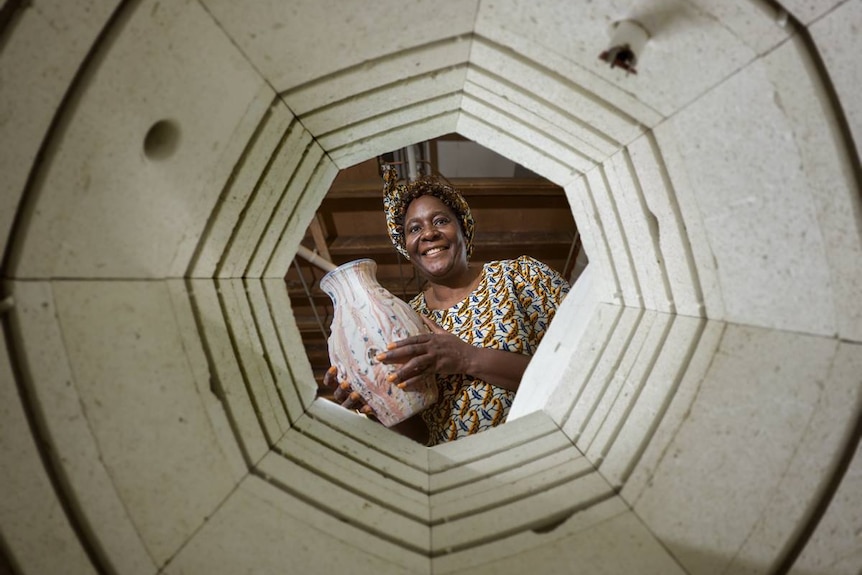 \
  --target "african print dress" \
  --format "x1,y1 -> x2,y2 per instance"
410,256 -> 570,446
